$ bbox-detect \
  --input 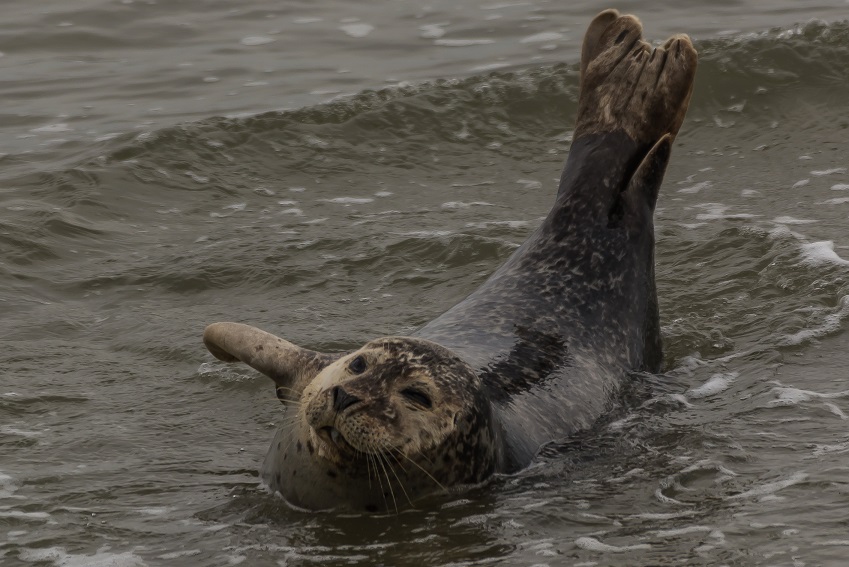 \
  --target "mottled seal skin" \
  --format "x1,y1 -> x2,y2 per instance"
203,10 -> 697,512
